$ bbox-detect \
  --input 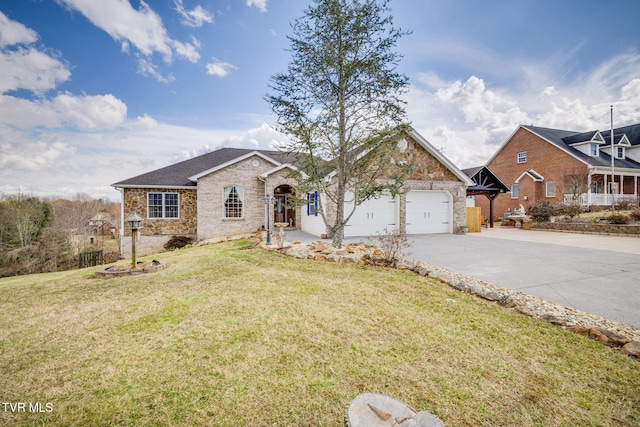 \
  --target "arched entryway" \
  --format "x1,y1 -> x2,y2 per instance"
274,185 -> 296,228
